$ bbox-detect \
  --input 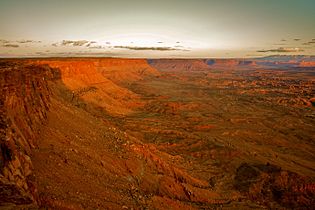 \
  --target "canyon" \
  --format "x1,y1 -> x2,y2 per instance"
0,57 -> 315,209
